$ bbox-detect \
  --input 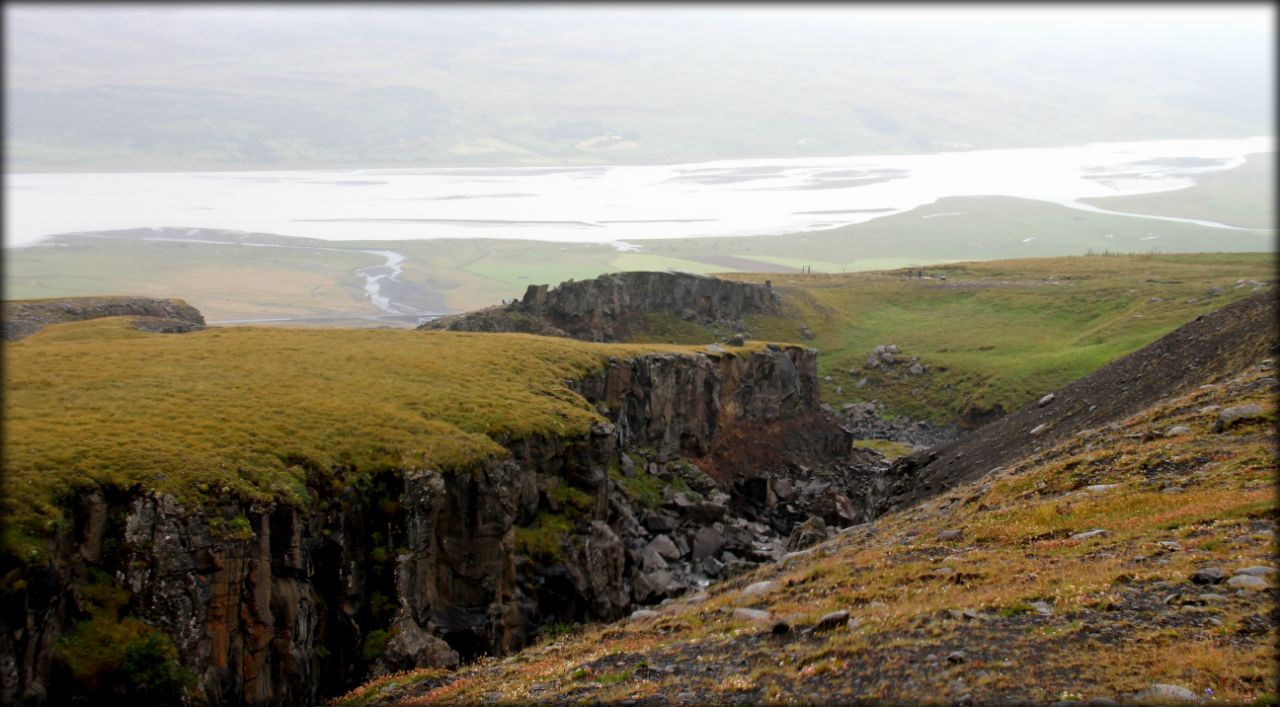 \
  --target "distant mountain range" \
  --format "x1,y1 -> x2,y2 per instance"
6,7 -> 1272,171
